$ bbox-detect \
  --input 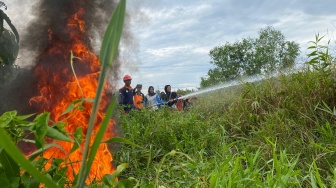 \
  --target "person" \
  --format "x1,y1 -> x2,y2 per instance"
146,86 -> 162,110
118,74 -> 135,113
133,84 -> 146,109
183,96 -> 198,110
163,85 -> 178,108
176,94 -> 183,111
159,91 -> 166,108
0,2 -> 19,66
160,91 -> 166,101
